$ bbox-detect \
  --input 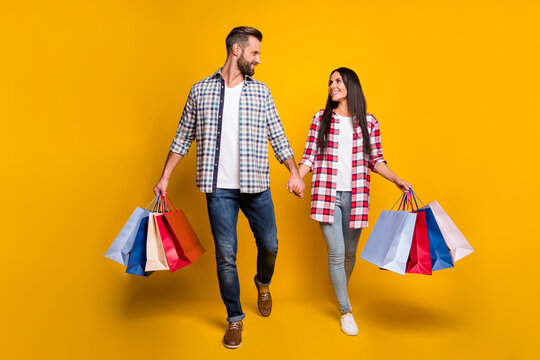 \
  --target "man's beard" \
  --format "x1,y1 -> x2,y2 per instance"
237,54 -> 255,76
